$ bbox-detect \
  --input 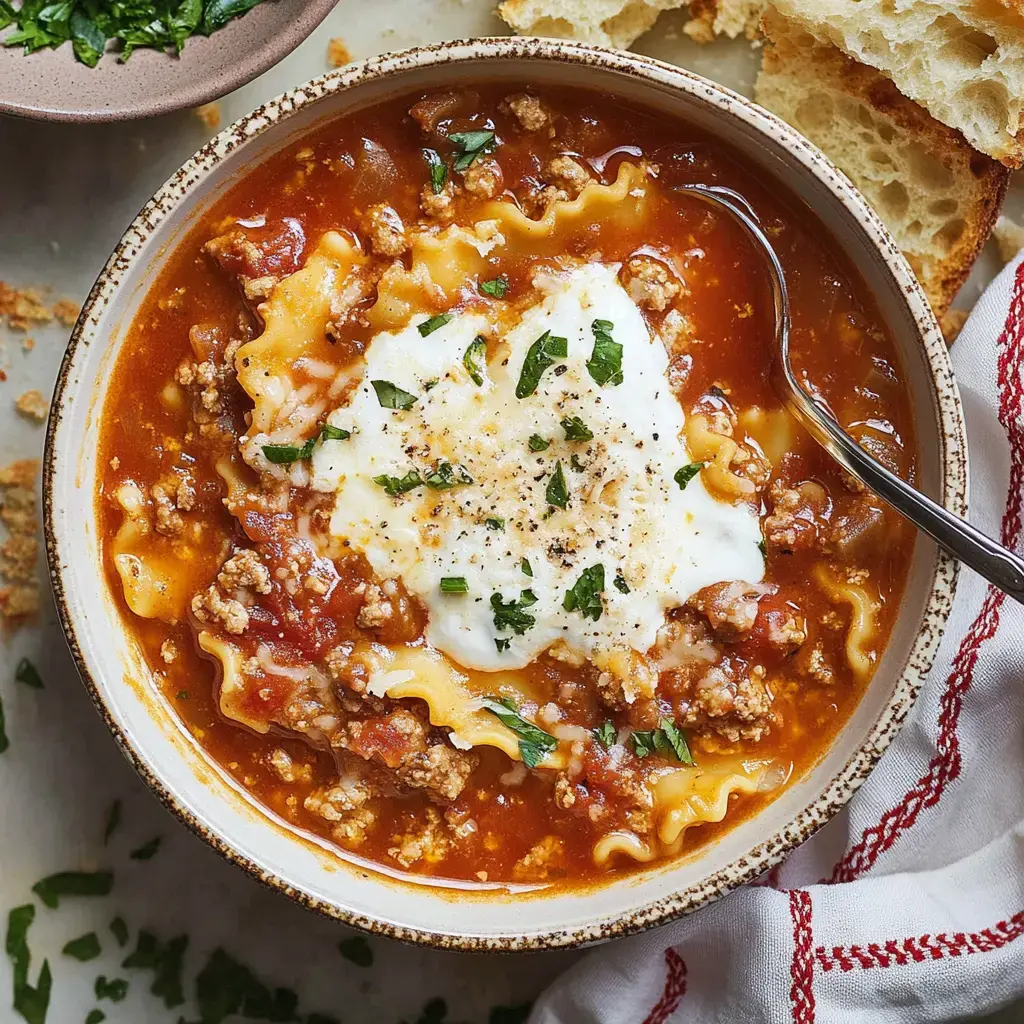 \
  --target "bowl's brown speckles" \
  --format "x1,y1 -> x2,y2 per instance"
43,38 -> 966,951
